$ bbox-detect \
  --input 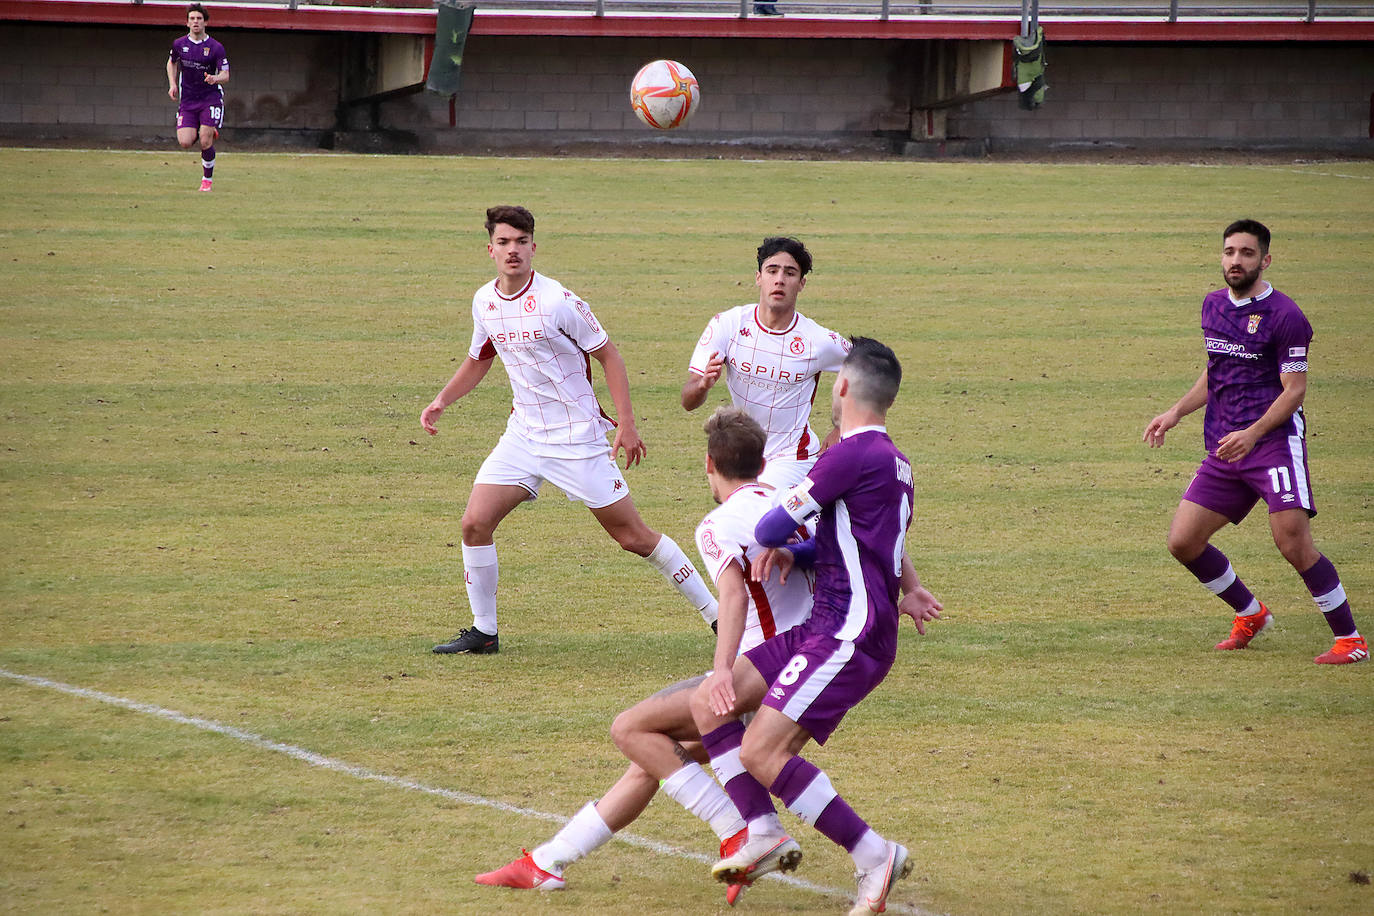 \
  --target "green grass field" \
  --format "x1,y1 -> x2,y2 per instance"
1,148 -> 1372,915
